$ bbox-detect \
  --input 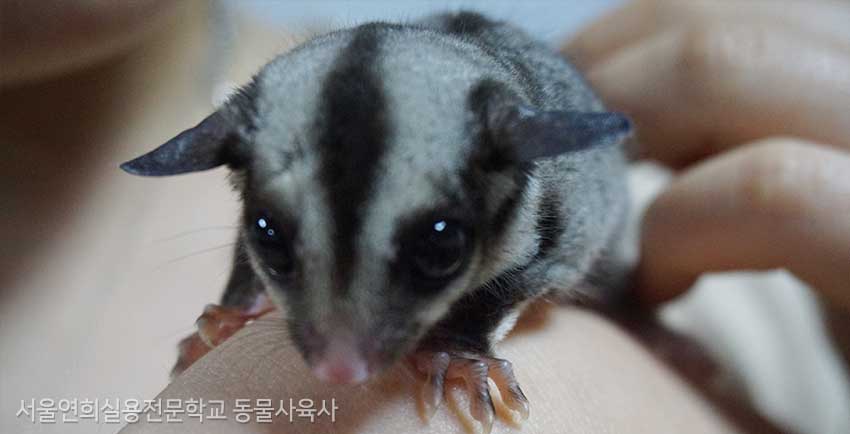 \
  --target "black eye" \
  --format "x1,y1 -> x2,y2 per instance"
255,216 -> 280,242
251,214 -> 295,277
407,219 -> 471,280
